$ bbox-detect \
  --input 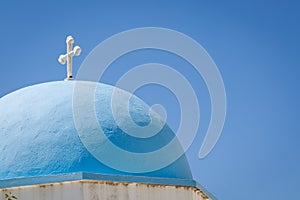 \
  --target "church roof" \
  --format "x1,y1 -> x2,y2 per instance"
0,81 -> 192,182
